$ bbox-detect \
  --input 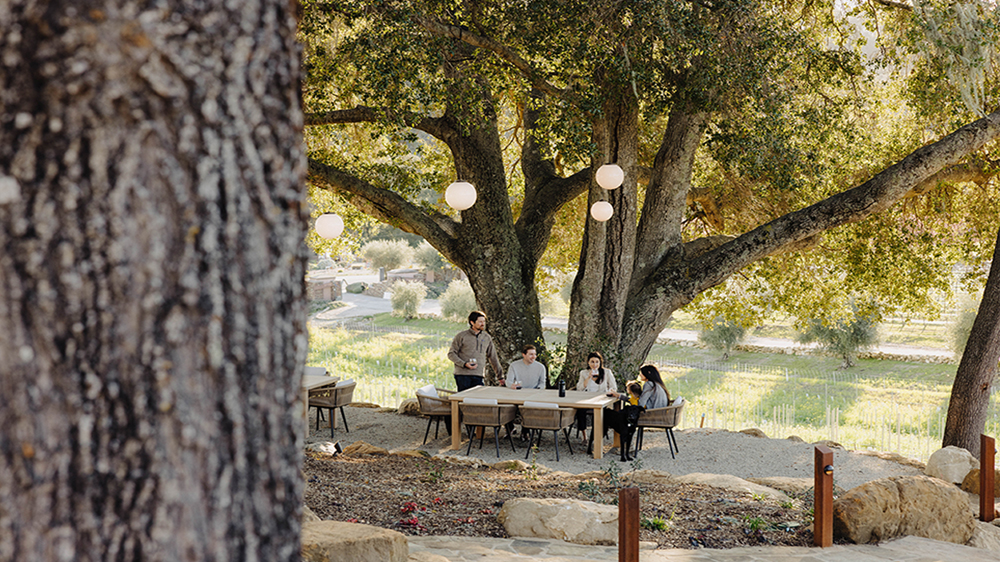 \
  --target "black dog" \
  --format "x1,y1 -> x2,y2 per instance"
601,404 -> 644,461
